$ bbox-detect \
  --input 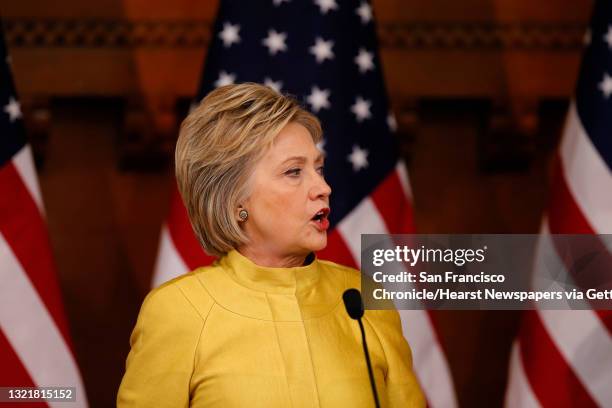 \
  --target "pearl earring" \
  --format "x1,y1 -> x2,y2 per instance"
238,209 -> 248,221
